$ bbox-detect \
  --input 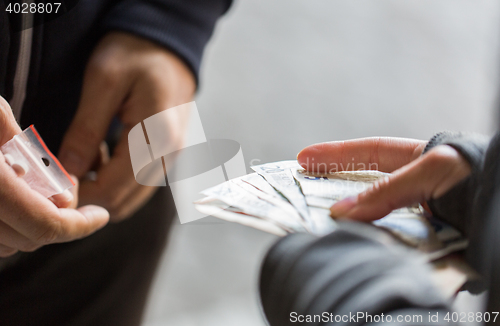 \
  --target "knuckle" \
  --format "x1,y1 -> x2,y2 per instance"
18,240 -> 40,252
0,248 -> 17,258
86,59 -> 122,88
424,146 -> 461,167
145,65 -> 165,84
34,220 -> 61,245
